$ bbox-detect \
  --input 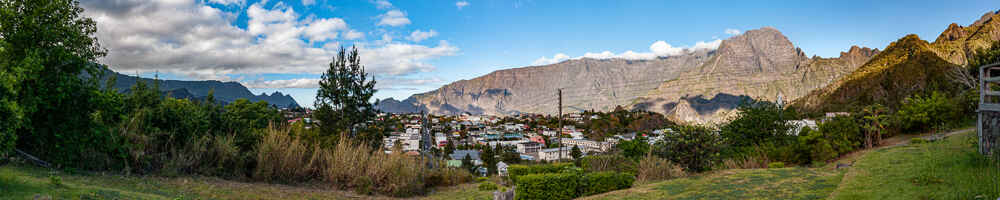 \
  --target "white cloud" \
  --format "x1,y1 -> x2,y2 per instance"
725,28 -> 740,35
692,39 -> 722,51
359,40 -> 459,75
344,29 -> 365,40
373,0 -> 393,9
80,0 -> 459,86
244,78 -> 321,88
375,77 -> 443,89
302,0 -> 315,6
533,39 -> 723,65
532,53 -> 570,65
455,1 -> 469,10
407,29 -> 437,42
208,0 -> 244,6
377,10 -> 410,27
303,18 -> 348,41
